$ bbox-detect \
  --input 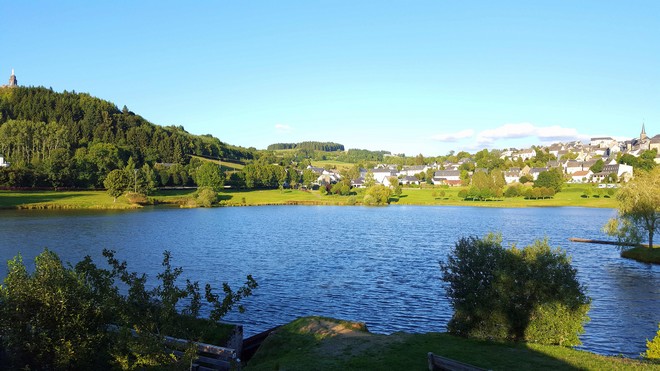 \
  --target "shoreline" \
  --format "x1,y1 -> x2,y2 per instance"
0,188 -> 619,210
